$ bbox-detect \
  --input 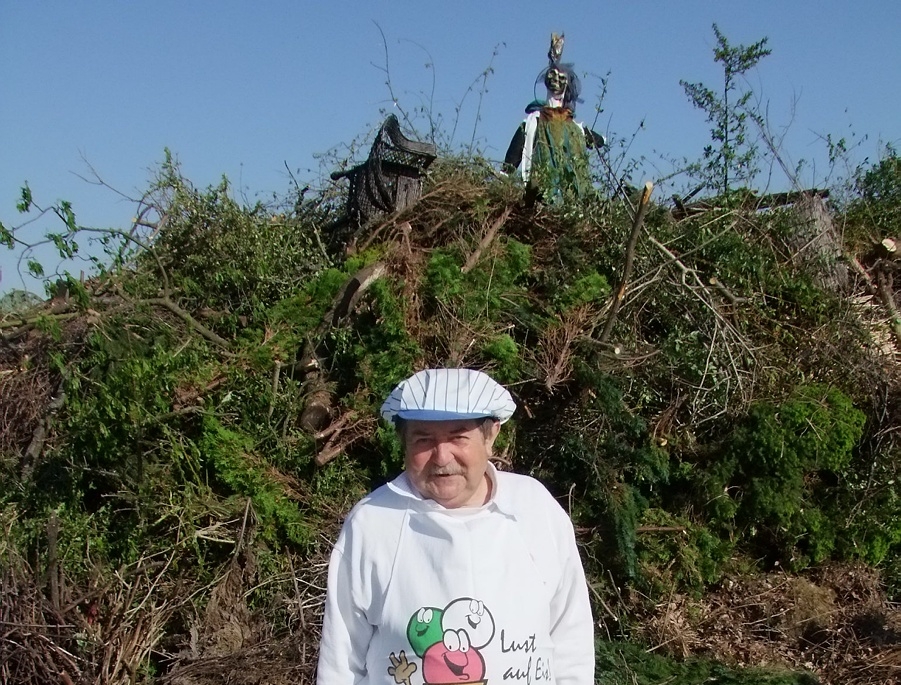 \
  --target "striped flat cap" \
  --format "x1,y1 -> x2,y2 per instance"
380,368 -> 516,424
